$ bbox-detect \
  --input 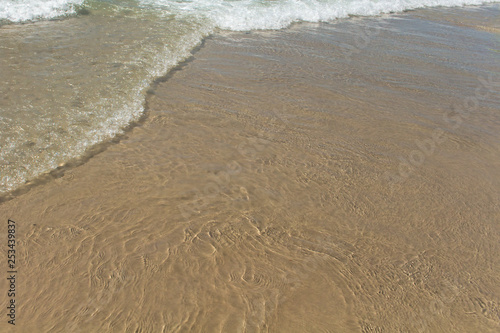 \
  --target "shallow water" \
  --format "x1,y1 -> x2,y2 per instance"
0,0 -> 498,195
0,5 -> 210,194
0,5 -> 499,332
